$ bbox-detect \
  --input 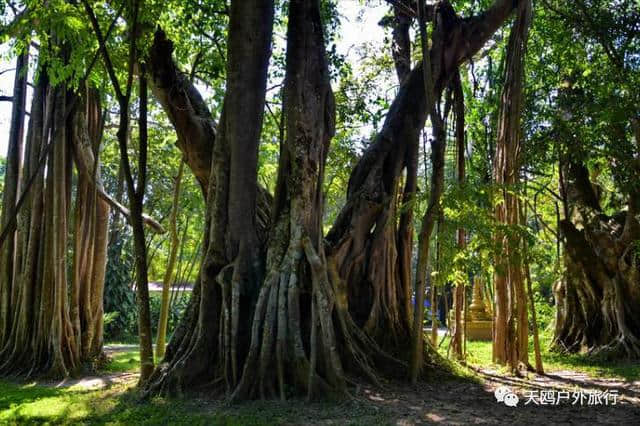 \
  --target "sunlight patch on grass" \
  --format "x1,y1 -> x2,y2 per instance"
437,330 -> 640,382
0,382 -> 94,423
102,349 -> 140,374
